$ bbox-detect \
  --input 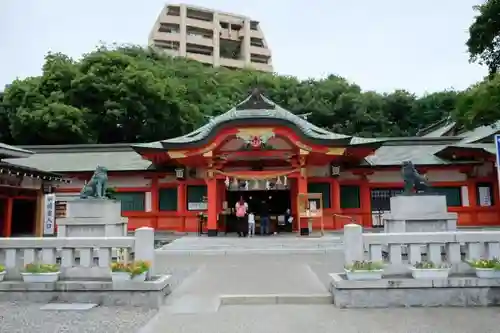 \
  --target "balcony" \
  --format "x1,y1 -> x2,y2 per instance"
250,62 -> 273,72
150,30 -> 181,43
186,52 -> 214,64
220,57 -> 245,69
186,34 -> 214,47
249,46 -> 271,57
185,17 -> 214,30
161,15 -> 181,25
219,29 -> 241,41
